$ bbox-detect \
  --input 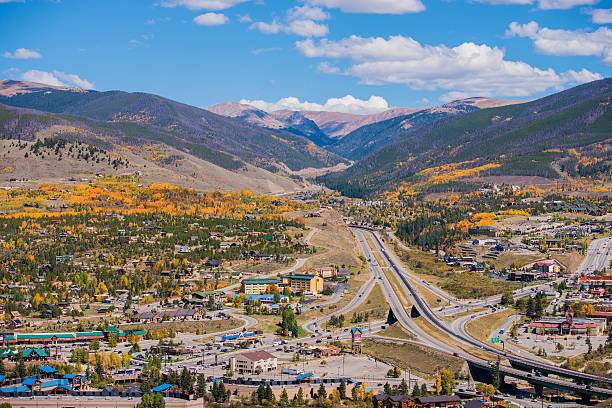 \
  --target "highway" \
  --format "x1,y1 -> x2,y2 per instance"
574,236 -> 612,276
303,274 -> 377,333
352,227 -> 612,399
